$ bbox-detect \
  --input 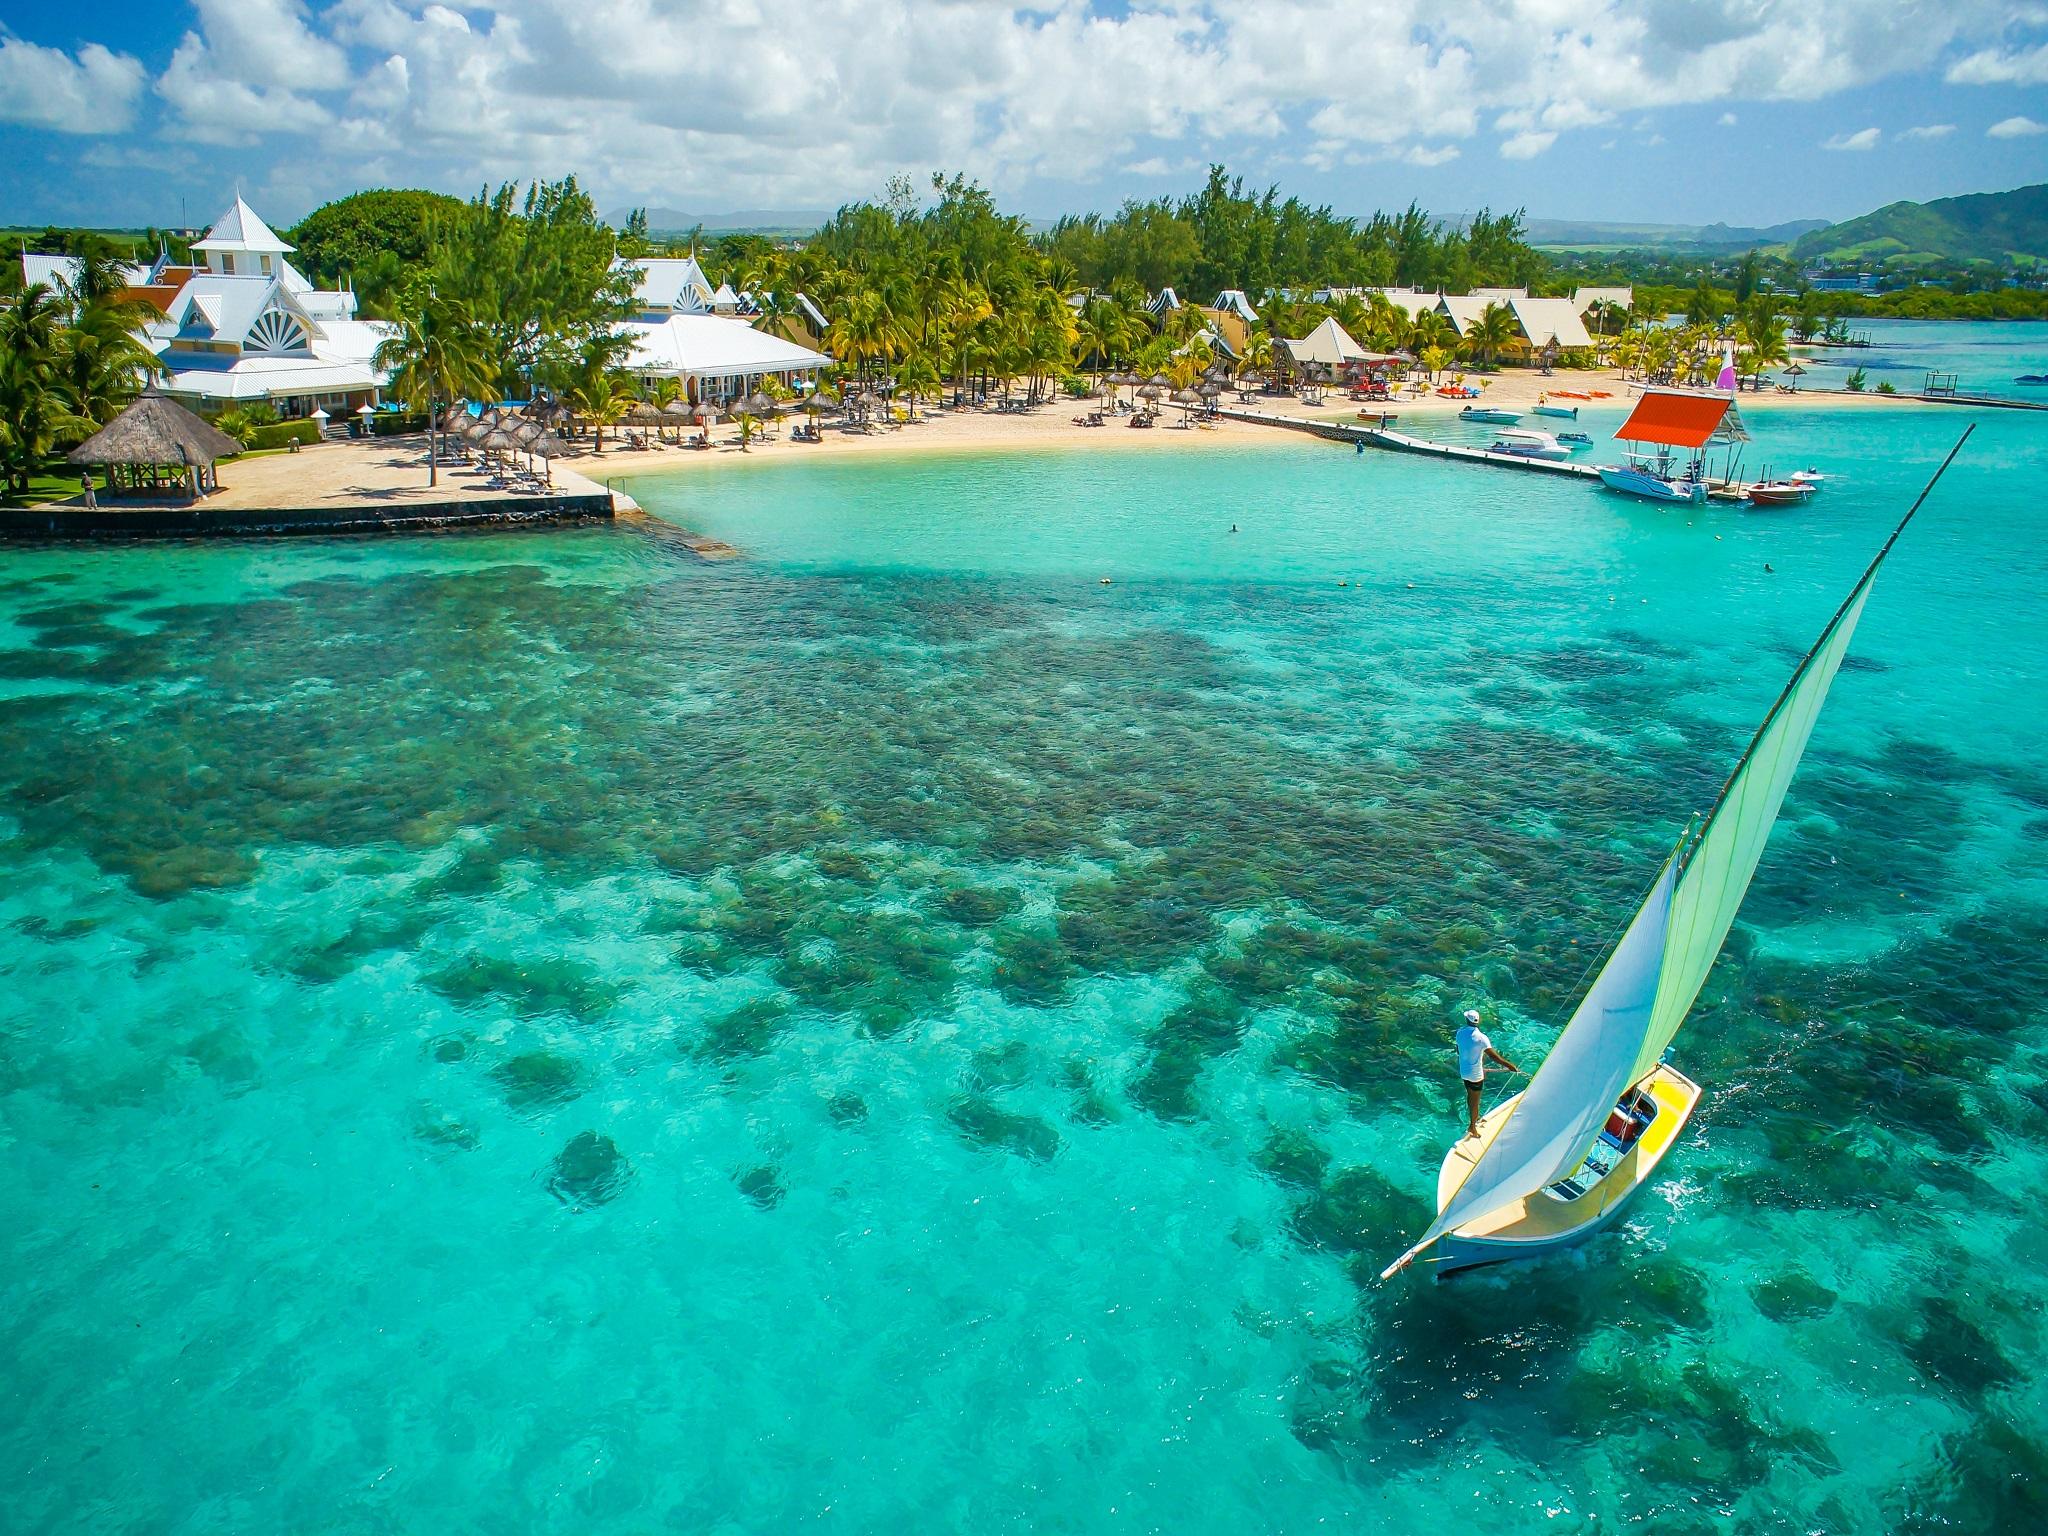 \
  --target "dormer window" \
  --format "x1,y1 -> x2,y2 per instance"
222,254 -> 236,274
